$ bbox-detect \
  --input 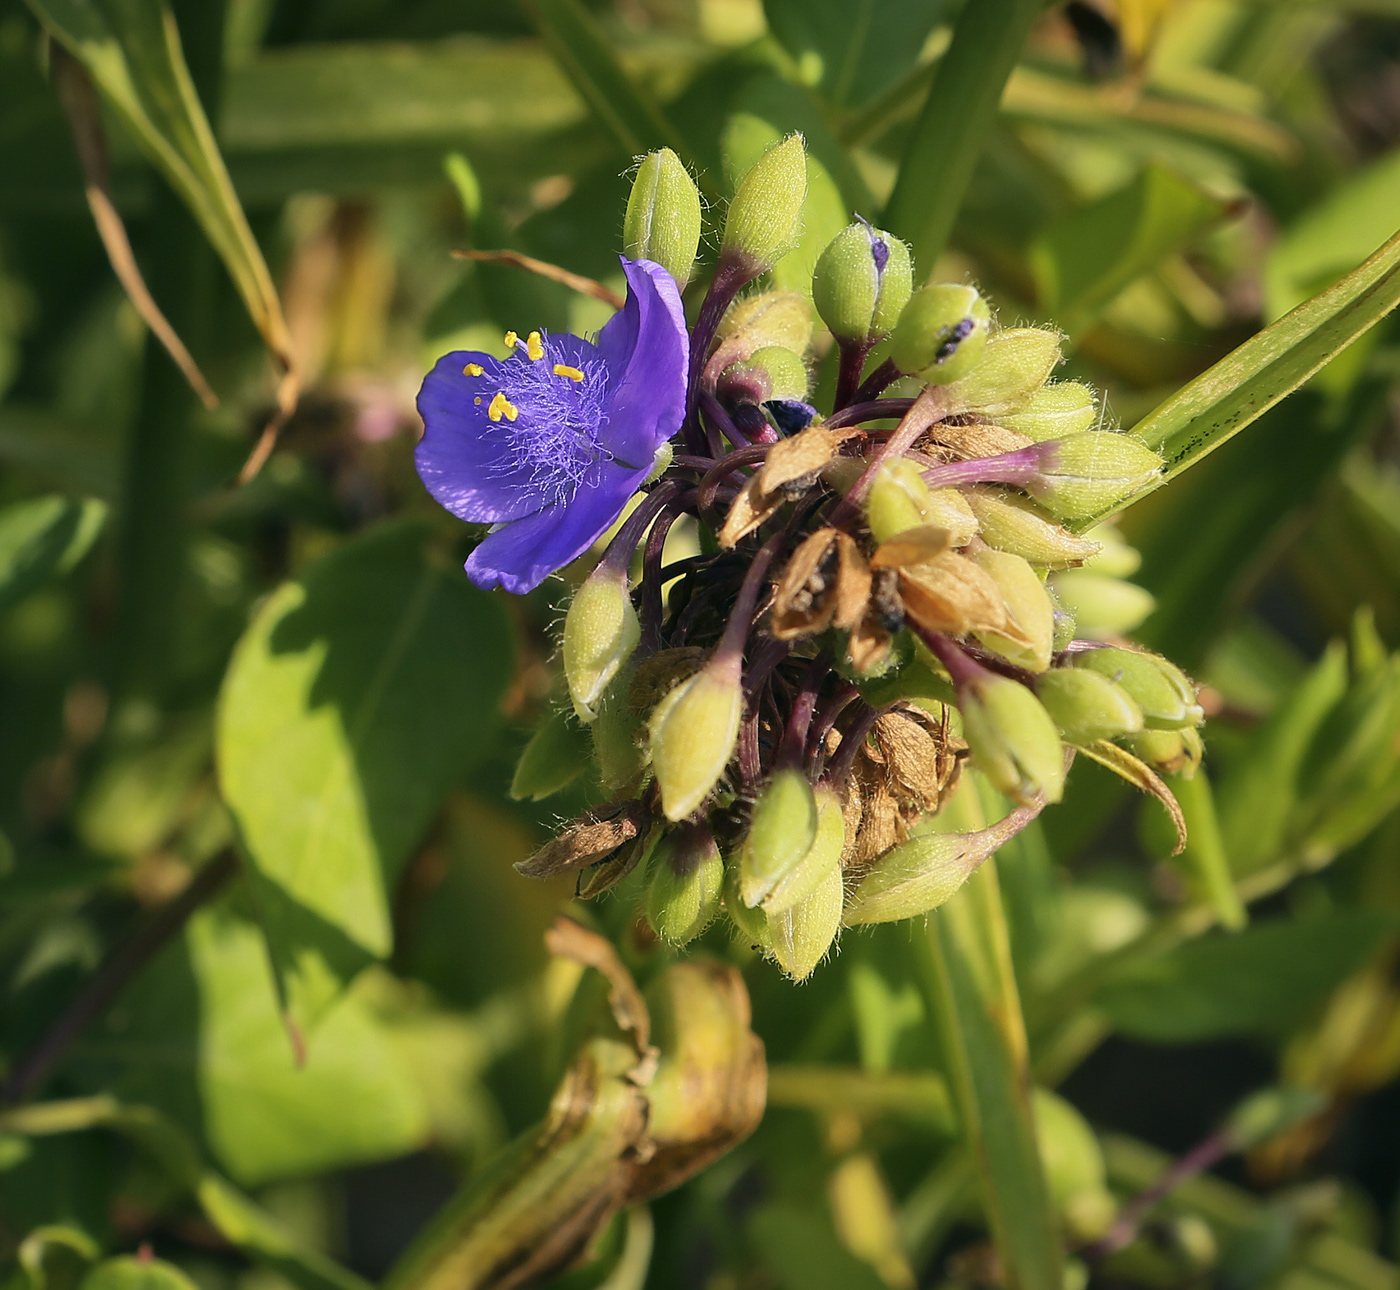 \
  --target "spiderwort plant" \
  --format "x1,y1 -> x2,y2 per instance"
416,134 -> 1202,980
